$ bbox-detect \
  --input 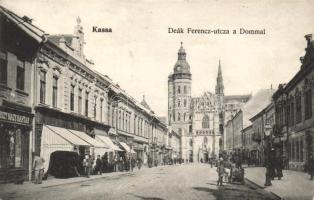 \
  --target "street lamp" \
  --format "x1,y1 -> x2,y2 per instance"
264,123 -> 272,186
